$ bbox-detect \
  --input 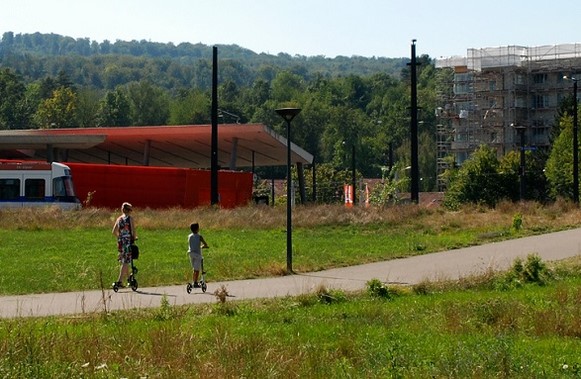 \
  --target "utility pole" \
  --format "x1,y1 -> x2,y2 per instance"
574,79 -> 579,204
211,46 -> 219,205
408,39 -> 420,204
